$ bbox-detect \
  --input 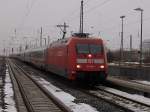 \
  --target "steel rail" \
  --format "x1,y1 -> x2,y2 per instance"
8,59 -> 73,112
